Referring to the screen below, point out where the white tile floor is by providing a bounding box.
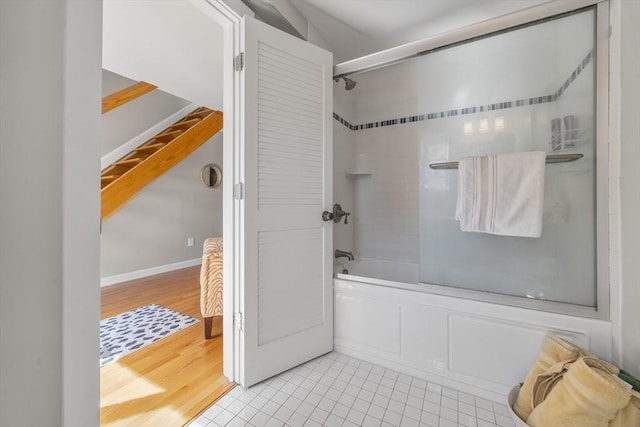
[188,352,516,427]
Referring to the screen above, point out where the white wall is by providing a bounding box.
[100,7,226,282]
[615,0,640,378]
[348,61,421,264]
[347,59,420,264]
[291,0,393,63]
[100,71,223,281]
[102,0,224,110]
[0,1,101,426]
[102,70,191,156]
[100,133,224,281]
[306,22,333,57]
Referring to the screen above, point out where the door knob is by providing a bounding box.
[322,211,333,221]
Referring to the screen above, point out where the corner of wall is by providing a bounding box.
[609,0,640,377]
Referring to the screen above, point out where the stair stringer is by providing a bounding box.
[101,103,197,170]
[101,108,223,220]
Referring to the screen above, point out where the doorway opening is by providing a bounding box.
[99,1,240,424]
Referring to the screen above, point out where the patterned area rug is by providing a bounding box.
[100,304,199,367]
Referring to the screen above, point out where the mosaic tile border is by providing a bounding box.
[334,50,593,131]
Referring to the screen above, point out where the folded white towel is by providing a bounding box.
[455,151,546,238]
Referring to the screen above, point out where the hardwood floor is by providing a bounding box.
[100,266,234,427]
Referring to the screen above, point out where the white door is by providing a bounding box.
[238,16,333,387]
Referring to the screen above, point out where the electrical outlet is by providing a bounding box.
[187,237,194,247]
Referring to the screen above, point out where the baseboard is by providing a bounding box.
[101,258,202,287]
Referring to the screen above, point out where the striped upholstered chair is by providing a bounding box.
[200,237,223,339]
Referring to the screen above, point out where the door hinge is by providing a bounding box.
[234,52,244,72]
[234,312,244,332]
[234,182,244,200]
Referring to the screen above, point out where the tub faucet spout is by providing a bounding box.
[335,249,354,261]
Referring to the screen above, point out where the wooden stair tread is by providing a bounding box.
[171,118,202,128]
[184,109,209,118]
[102,81,157,114]
[135,143,166,153]
[102,164,129,176]
[101,108,222,220]
[154,129,184,139]
[114,158,143,167]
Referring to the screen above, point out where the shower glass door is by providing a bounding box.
[418,8,598,307]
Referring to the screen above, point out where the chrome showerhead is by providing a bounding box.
[343,77,357,90]
[335,76,357,90]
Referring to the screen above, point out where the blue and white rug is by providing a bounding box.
[100,304,199,367]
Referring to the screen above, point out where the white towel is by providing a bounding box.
[455,151,546,238]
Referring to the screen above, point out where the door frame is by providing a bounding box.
[189,0,242,382]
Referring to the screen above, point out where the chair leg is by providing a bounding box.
[204,316,214,339]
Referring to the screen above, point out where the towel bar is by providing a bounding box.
[429,153,584,170]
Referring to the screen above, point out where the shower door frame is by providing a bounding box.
[334,0,611,320]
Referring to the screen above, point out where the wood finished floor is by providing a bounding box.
[100,266,234,427]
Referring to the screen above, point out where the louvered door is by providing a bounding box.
[239,16,333,387]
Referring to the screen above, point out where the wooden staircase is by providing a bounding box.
[102,81,157,113]
[101,103,223,220]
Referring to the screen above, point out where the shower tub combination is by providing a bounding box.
[331,2,612,402]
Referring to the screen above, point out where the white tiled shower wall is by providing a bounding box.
[352,124,420,263]
[336,9,595,272]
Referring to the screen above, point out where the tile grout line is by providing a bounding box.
[189,351,514,427]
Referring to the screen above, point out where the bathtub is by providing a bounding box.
[335,258,418,285]
[333,258,614,402]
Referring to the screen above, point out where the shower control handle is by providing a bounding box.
[323,204,351,223]
[322,211,333,222]
[332,204,351,224]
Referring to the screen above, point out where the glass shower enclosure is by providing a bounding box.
[418,8,598,308]
[342,6,604,314]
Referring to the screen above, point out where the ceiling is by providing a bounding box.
[242,0,552,63]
